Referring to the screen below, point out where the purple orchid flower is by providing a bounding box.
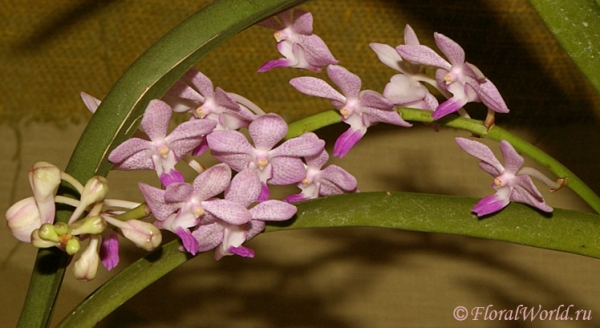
[257,9,338,72]
[397,33,509,120]
[455,138,553,217]
[370,25,439,111]
[290,65,412,158]
[108,99,217,186]
[207,113,325,201]
[193,169,297,260]
[285,149,357,203]
[138,163,252,255]
[163,68,259,132]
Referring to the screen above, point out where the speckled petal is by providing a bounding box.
[249,114,288,150]
[433,32,465,67]
[455,138,504,175]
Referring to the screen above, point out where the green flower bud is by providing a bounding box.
[54,222,70,236]
[65,238,81,255]
[38,223,60,243]
[70,216,107,236]
[31,229,59,249]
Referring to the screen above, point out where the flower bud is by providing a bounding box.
[54,222,70,236]
[119,220,162,251]
[6,197,42,242]
[38,223,60,243]
[65,238,81,255]
[70,216,107,236]
[31,229,60,248]
[73,237,100,281]
[80,176,109,208]
[29,162,61,224]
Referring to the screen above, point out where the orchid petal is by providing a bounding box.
[291,9,312,34]
[225,169,262,207]
[185,68,215,98]
[327,65,362,99]
[249,200,297,221]
[80,92,101,113]
[370,43,404,72]
[455,138,505,174]
[192,163,232,201]
[269,157,306,185]
[299,34,338,66]
[472,194,509,217]
[305,148,329,169]
[206,130,254,155]
[289,76,346,104]
[472,79,510,114]
[432,95,467,120]
[321,165,358,191]
[138,183,178,221]
[498,140,524,175]
[257,58,293,72]
[333,127,366,158]
[434,32,465,67]
[511,177,553,212]
[271,133,324,158]
[202,199,252,225]
[141,100,171,140]
[193,222,224,252]
[383,74,428,105]
[108,138,150,164]
[176,227,199,255]
[396,45,450,70]
[246,220,266,240]
[249,114,288,149]
[164,182,194,203]
[99,231,119,271]
[403,24,420,46]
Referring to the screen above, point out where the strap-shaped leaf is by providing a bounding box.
[528,0,600,94]
[57,191,600,327]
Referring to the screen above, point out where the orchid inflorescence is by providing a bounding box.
[5,8,565,280]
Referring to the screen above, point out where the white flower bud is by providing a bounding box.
[29,162,61,224]
[5,197,42,242]
[80,176,109,208]
[119,220,162,251]
[73,236,100,281]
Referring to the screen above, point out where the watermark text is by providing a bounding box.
[453,304,591,322]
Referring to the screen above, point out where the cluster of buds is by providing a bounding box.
[6,162,161,280]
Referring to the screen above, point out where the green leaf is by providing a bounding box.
[528,0,600,94]
[56,192,600,327]
[269,192,600,258]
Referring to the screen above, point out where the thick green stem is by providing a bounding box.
[286,107,600,214]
